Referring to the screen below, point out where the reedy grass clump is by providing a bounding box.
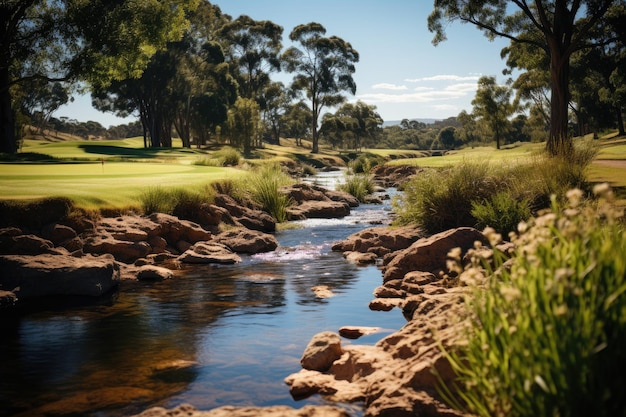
[348,153,385,174]
[441,185,626,417]
[471,191,532,236]
[138,185,214,216]
[338,173,375,202]
[394,141,598,234]
[194,147,241,167]
[244,163,294,223]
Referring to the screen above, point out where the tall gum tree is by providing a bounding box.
[428,0,622,156]
[0,0,197,154]
[282,23,359,154]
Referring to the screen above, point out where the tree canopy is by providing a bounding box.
[428,0,624,155]
[282,22,359,153]
[1,0,198,153]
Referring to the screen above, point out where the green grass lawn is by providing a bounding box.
[386,143,544,168]
[4,135,626,209]
[0,162,243,208]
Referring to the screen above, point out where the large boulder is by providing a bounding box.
[383,227,488,282]
[332,225,424,258]
[287,200,350,220]
[84,236,151,264]
[213,229,278,254]
[213,194,276,233]
[280,183,329,203]
[0,254,119,298]
[300,331,344,372]
[0,233,57,255]
[148,213,212,245]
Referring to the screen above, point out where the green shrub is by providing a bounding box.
[338,174,375,202]
[471,191,531,235]
[393,162,497,233]
[194,147,241,167]
[349,153,385,174]
[442,186,626,417]
[139,186,174,214]
[246,164,294,223]
[394,143,598,234]
[214,146,241,166]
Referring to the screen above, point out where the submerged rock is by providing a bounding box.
[133,403,351,417]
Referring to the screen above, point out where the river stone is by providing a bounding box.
[213,229,278,254]
[287,200,350,220]
[0,254,119,298]
[383,227,489,282]
[136,265,174,281]
[300,331,343,372]
[177,242,241,264]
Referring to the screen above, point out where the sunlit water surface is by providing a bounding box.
[0,173,405,417]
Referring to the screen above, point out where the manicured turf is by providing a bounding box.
[0,162,242,208]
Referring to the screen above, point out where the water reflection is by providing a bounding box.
[0,181,404,417]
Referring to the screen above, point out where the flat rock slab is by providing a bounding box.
[178,242,241,264]
[0,254,119,298]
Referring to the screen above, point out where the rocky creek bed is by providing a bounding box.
[0,165,505,417]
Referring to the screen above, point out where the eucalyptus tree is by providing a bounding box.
[0,0,197,153]
[281,101,312,147]
[261,81,290,145]
[224,97,261,157]
[471,76,515,149]
[319,101,383,150]
[92,1,236,148]
[428,0,623,155]
[220,15,283,103]
[282,23,359,153]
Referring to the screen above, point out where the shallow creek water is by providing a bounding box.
[0,173,406,417]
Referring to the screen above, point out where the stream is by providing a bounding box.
[0,172,406,417]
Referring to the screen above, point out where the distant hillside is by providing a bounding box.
[383,118,440,127]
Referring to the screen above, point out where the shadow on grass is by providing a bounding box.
[78,144,163,158]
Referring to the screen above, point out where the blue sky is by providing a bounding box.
[54,0,513,127]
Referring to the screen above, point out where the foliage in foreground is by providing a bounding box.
[442,185,626,417]
[393,139,598,234]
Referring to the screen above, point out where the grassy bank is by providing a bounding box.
[2,134,625,211]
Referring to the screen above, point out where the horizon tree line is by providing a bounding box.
[1,1,624,155]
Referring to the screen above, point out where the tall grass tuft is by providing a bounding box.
[138,185,214,218]
[194,147,241,167]
[394,142,599,235]
[471,191,531,235]
[394,161,497,233]
[139,186,174,214]
[441,185,626,417]
[246,164,294,223]
[338,174,375,202]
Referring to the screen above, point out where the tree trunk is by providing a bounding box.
[0,68,16,154]
[617,107,625,136]
[547,46,572,156]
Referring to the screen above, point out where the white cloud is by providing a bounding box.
[372,83,408,90]
[444,83,479,93]
[404,75,481,83]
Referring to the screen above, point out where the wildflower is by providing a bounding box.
[592,182,611,197]
[566,188,583,207]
